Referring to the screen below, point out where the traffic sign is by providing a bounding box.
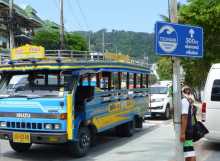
[155,21,204,58]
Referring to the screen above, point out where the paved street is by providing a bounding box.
[0,119,174,161]
[0,119,220,161]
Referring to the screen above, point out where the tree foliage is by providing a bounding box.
[66,33,87,51]
[32,21,88,51]
[149,74,158,85]
[179,0,220,89]
[32,30,60,50]
[156,57,172,80]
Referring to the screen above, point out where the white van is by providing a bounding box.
[203,63,220,141]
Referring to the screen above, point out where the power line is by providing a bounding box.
[54,0,60,11]
[74,0,90,30]
[67,0,84,30]
[74,0,91,51]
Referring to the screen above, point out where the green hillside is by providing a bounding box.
[75,29,157,63]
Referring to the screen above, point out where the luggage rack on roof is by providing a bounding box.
[0,50,148,68]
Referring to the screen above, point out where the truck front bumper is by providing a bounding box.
[0,130,67,144]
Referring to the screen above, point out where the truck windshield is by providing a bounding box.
[150,87,168,94]
[0,72,67,98]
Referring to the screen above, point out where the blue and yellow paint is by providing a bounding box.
[90,99,144,131]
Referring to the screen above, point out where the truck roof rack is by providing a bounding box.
[0,50,148,68]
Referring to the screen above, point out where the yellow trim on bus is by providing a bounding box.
[67,94,73,140]
[0,65,146,72]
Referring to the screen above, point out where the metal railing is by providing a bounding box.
[0,50,149,68]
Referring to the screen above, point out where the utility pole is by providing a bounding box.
[9,0,14,50]
[169,0,183,160]
[60,0,65,50]
[102,31,105,53]
[168,0,171,22]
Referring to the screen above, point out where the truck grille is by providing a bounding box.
[6,122,43,130]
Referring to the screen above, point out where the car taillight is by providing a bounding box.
[202,102,206,122]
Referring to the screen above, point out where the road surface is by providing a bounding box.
[0,119,173,161]
[195,139,220,161]
[1,119,219,161]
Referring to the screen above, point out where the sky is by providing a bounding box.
[14,0,187,33]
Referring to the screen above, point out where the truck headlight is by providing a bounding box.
[45,124,53,130]
[54,124,61,130]
[0,122,7,127]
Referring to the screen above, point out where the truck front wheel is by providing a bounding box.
[9,141,32,153]
[69,127,91,157]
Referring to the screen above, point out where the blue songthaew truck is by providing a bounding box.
[0,45,150,157]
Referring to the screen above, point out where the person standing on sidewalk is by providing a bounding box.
[180,86,196,161]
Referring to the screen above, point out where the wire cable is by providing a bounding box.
[74,0,90,30]
[67,0,84,30]
[53,0,60,12]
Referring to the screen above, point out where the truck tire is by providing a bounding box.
[135,116,143,129]
[116,120,135,137]
[9,141,32,153]
[69,127,91,157]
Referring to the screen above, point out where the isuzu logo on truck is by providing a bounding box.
[16,113,31,118]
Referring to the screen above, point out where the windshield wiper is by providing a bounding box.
[0,94,57,99]
[13,94,28,98]
[0,95,10,99]
[3,94,41,99]
[41,94,60,98]
[26,95,41,99]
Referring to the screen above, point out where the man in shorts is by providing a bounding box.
[180,86,196,161]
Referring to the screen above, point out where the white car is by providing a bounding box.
[203,64,220,142]
[148,85,173,119]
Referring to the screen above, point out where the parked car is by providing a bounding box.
[203,63,220,142]
[148,83,173,119]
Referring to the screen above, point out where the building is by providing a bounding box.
[0,0,43,49]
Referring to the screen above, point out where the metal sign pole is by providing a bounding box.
[173,57,183,160]
[169,0,184,160]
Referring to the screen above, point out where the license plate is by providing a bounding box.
[13,132,30,143]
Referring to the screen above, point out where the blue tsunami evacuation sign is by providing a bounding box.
[155,21,203,58]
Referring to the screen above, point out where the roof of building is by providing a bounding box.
[24,5,43,26]
[0,0,43,26]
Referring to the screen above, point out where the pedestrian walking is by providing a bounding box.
[180,85,196,161]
